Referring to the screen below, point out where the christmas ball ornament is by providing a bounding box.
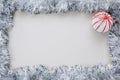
[92,11,113,33]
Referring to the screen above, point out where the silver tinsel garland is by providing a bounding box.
[0,0,120,80]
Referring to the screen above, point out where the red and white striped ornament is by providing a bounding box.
[92,11,113,33]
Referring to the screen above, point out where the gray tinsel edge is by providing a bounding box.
[0,29,10,80]
[0,0,120,80]
[6,65,120,80]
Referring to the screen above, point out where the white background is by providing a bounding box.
[9,11,110,68]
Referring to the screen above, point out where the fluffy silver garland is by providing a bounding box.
[0,0,120,80]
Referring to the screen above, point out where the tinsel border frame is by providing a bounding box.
[0,0,120,80]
